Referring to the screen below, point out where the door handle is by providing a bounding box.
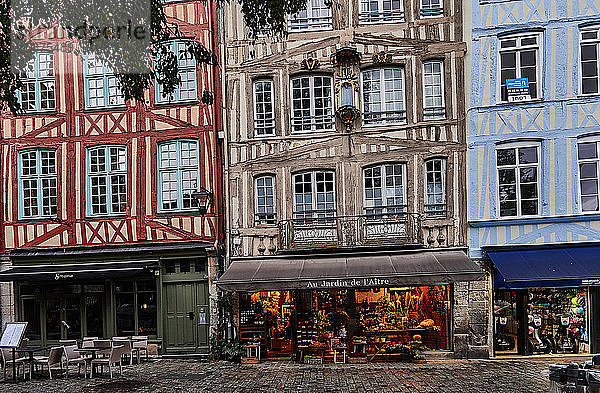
[188,312,195,320]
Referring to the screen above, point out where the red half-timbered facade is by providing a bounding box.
[0,1,223,354]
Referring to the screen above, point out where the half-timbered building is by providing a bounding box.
[467,0,600,356]
[217,0,489,359]
[0,1,223,354]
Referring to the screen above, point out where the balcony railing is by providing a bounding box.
[278,212,423,250]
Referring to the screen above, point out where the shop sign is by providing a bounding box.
[55,273,75,280]
[582,279,600,285]
[306,277,391,289]
[506,78,531,102]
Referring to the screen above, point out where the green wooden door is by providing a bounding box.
[164,282,209,353]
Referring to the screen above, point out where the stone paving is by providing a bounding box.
[0,357,582,393]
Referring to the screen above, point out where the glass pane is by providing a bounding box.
[137,280,155,292]
[115,281,134,292]
[116,293,135,335]
[137,292,157,335]
[46,299,61,341]
[23,299,41,341]
[518,147,538,164]
[497,149,516,166]
[579,142,597,160]
[85,295,104,338]
[65,297,82,339]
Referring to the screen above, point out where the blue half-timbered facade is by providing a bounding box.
[468,0,600,355]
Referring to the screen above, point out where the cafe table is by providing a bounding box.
[15,346,50,379]
[77,346,111,360]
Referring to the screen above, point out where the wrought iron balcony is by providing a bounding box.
[278,212,423,251]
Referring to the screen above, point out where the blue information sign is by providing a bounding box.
[506,78,531,102]
[506,78,529,89]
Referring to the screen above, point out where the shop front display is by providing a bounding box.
[494,288,589,356]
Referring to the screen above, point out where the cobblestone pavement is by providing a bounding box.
[0,357,582,393]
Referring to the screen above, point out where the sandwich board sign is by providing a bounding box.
[506,78,531,102]
[0,322,27,348]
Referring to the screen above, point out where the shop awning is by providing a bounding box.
[0,260,158,282]
[489,245,600,288]
[216,249,484,292]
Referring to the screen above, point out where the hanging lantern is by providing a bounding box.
[192,187,213,216]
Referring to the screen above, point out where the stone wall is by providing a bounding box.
[0,257,15,329]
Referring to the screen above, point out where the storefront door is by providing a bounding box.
[164,282,209,353]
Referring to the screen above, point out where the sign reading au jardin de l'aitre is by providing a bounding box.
[306,278,391,289]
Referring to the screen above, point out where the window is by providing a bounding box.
[158,140,200,212]
[423,60,445,120]
[363,163,407,218]
[362,67,406,125]
[18,52,55,112]
[496,144,540,217]
[291,75,333,132]
[115,280,157,336]
[289,0,332,31]
[578,140,600,211]
[421,0,443,17]
[424,159,446,216]
[293,171,335,220]
[86,145,127,216]
[155,40,197,104]
[581,27,600,95]
[253,80,275,136]
[499,34,540,102]
[18,149,57,219]
[359,0,404,23]
[84,54,125,109]
[255,175,276,225]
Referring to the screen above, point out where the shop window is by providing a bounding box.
[362,67,406,125]
[83,53,125,109]
[496,143,540,217]
[293,170,336,221]
[424,158,446,217]
[85,295,104,338]
[499,34,541,102]
[22,299,41,341]
[17,52,56,113]
[288,0,332,32]
[115,280,157,336]
[155,40,197,104]
[581,27,600,95]
[423,60,445,120]
[179,260,191,273]
[253,80,275,136]
[363,163,407,218]
[86,145,127,216]
[18,149,58,219]
[65,297,82,340]
[255,175,276,226]
[359,0,404,23]
[46,299,61,341]
[157,139,200,212]
[578,140,600,211]
[421,0,443,17]
[291,75,334,132]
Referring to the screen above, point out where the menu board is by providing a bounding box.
[0,322,28,348]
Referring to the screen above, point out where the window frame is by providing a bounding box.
[253,79,276,136]
[577,136,600,213]
[497,33,542,104]
[358,0,405,24]
[420,0,444,18]
[254,174,277,226]
[114,279,157,337]
[580,26,600,96]
[424,158,447,217]
[362,162,408,218]
[85,145,128,217]
[83,54,126,110]
[17,148,58,220]
[292,170,336,220]
[18,52,56,113]
[157,139,201,213]
[361,67,407,126]
[290,74,334,133]
[154,40,198,105]
[422,60,446,120]
[495,141,541,218]
[288,0,333,32]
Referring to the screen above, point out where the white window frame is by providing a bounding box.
[18,52,56,113]
[292,170,336,220]
[157,139,201,213]
[495,141,541,218]
[288,0,332,32]
[498,33,542,103]
[254,174,277,226]
[421,0,443,17]
[580,26,600,96]
[83,54,126,109]
[86,145,128,217]
[577,136,600,213]
[290,75,334,133]
[422,60,445,120]
[253,79,276,136]
[358,0,405,24]
[17,149,58,219]
[155,40,198,104]
[362,163,408,218]
[424,158,447,217]
[361,67,407,126]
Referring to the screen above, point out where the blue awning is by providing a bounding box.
[489,245,600,289]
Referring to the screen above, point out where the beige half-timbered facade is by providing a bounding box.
[219,0,491,359]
